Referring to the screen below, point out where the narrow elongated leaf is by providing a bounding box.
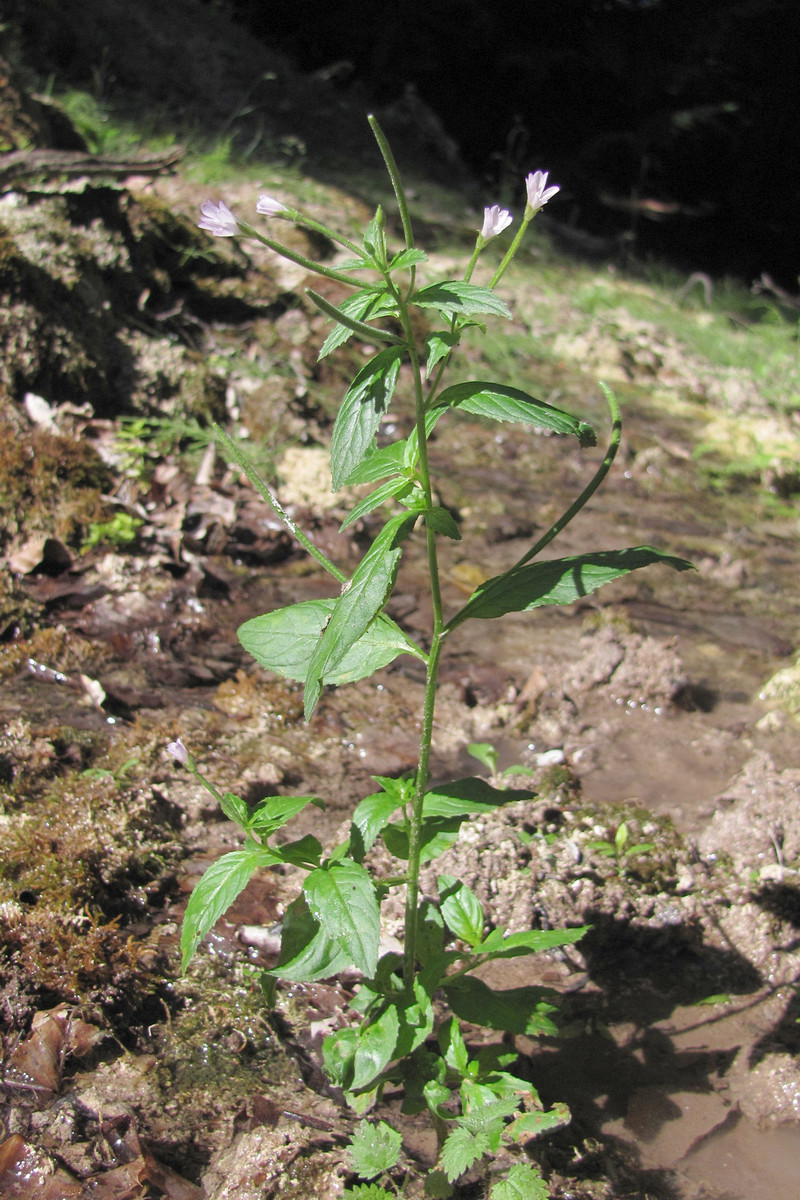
[413,281,512,321]
[389,248,428,271]
[181,848,266,971]
[318,288,398,359]
[247,793,324,836]
[307,289,400,348]
[330,346,404,490]
[340,476,415,532]
[455,546,694,624]
[423,776,534,819]
[477,925,588,960]
[304,859,381,976]
[268,893,353,981]
[304,513,416,718]
[425,330,461,376]
[344,440,407,485]
[433,381,596,446]
[444,977,559,1036]
[239,600,424,687]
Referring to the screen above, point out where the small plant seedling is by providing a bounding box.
[167,117,692,1194]
[589,820,656,870]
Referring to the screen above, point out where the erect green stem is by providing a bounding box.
[213,424,348,585]
[392,293,446,999]
[368,115,416,288]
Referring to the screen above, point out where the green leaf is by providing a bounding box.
[389,247,428,271]
[218,791,250,827]
[454,546,695,625]
[438,875,485,947]
[438,1017,470,1075]
[383,815,463,862]
[350,786,408,859]
[348,1119,403,1181]
[440,1126,488,1182]
[239,600,424,688]
[363,207,388,267]
[340,476,416,532]
[269,893,353,981]
[424,506,461,540]
[318,288,398,359]
[423,777,533,820]
[307,289,401,349]
[350,1004,401,1090]
[304,513,417,718]
[323,1025,359,1087]
[413,281,512,321]
[395,980,436,1058]
[331,346,405,490]
[275,834,323,867]
[425,330,461,376]
[423,1170,453,1199]
[344,440,407,486]
[344,1185,394,1200]
[459,1097,521,1134]
[443,977,560,1036]
[466,742,498,774]
[303,859,381,976]
[247,793,324,836]
[180,848,265,971]
[477,925,588,961]
[506,1103,571,1142]
[416,898,445,965]
[432,381,596,446]
[490,1163,550,1200]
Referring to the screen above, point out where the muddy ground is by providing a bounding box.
[2,15,800,1200]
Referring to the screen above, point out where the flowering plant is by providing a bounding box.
[171,116,691,1197]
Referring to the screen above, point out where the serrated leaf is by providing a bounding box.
[454,546,695,626]
[389,247,428,271]
[304,859,381,976]
[489,1162,550,1200]
[275,834,323,867]
[218,791,249,826]
[180,848,265,971]
[340,476,416,532]
[413,281,512,321]
[318,288,398,359]
[344,440,407,485]
[348,1119,403,1180]
[425,330,461,376]
[458,1097,521,1134]
[443,977,560,1036]
[440,1126,488,1183]
[304,513,417,718]
[331,347,404,490]
[433,381,596,445]
[247,793,324,836]
[268,893,353,981]
[344,1185,394,1200]
[423,1170,453,1199]
[438,875,485,946]
[239,600,424,687]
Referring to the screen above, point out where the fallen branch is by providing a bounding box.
[0,145,184,192]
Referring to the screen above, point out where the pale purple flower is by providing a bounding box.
[256,194,289,217]
[167,739,190,766]
[197,199,240,237]
[480,205,513,240]
[524,171,560,216]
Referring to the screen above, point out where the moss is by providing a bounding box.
[0,424,114,550]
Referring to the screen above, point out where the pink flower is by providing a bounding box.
[167,739,190,766]
[480,205,513,240]
[197,200,240,237]
[524,171,560,216]
[256,194,289,217]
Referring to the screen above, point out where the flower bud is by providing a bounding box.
[256,194,289,216]
[167,739,190,766]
